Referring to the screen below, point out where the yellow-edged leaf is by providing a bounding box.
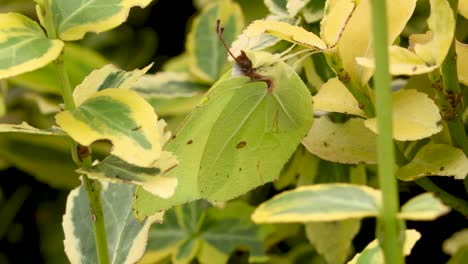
[443,229,468,256]
[399,193,450,221]
[348,229,421,264]
[187,0,244,83]
[56,88,168,167]
[0,13,63,79]
[73,64,151,106]
[37,0,153,41]
[252,183,381,223]
[364,89,442,141]
[0,121,65,135]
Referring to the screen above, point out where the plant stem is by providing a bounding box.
[371,0,404,263]
[415,177,468,217]
[440,0,468,155]
[42,1,109,262]
[325,52,376,117]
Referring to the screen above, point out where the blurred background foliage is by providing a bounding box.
[0,0,466,263]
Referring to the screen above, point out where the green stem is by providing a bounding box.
[440,0,468,155]
[371,0,404,263]
[42,1,109,262]
[415,177,468,217]
[325,52,376,117]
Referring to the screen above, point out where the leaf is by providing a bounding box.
[456,41,468,86]
[143,201,271,264]
[302,117,377,164]
[364,89,442,141]
[305,219,361,264]
[397,143,468,181]
[73,64,151,106]
[230,16,296,57]
[286,0,312,17]
[301,0,327,23]
[410,0,454,65]
[338,0,417,84]
[357,0,454,76]
[133,51,313,219]
[320,0,355,48]
[0,121,65,135]
[443,229,468,256]
[37,0,153,41]
[460,1,468,20]
[56,88,168,167]
[347,229,421,264]
[9,43,108,94]
[244,19,327,50]
[0,133,79,189]
[252,184,381,223]
[313,77,366,117]
[77,155,178,198]
[399,192,450,221]
[63,182,162,264]
[131,72,207,99]
[131,72,208,116]
[264,0,288,16]
[187,0,244,83]
[0,12,63,79]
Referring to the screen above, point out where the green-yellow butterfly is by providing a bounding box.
[133,20,313,220]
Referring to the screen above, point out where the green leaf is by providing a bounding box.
[144,201,271,264]
[73,64,151,106]
[134,51,313,219]
[63,182,162,264]
[37,0,153,41]
[56,88,168,167]
[9,43,108,94]
[252,184,381,223]
[338,0,416,84]
[0,12,63,79]
[364,89,442,141]
[187,0,244,83]
[77,155,178,198]
[305,219,361,264]
[302,117,377,164]
[0,121,64,135]
[399,192,450,221]
[0,133,79,189]
[348,229,421,264]
[397,143,468,181]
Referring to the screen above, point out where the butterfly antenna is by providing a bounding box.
[216,19,239,62]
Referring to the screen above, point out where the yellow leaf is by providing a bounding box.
[320,0,355,47]
[364,89,442,141]
[244,20,327,50]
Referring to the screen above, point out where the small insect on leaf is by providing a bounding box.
[216,19,273,92]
